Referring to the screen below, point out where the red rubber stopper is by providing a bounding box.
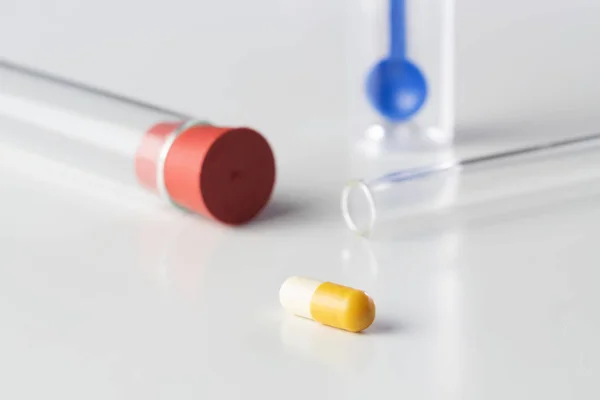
[135,122,276,225]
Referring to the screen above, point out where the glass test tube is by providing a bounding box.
[342,132,600,237]
[347,0,454,148]
[0,60,276,225]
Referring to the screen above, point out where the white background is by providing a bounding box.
[1,0,600,399]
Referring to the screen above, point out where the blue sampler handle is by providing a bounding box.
[365,0,428,122]
[390,0,406,59]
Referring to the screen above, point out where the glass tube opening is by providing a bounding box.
[341,180,377,236]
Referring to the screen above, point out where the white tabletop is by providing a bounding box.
[1,1,600,399]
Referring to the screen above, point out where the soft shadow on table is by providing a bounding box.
[367,318,411,335]
[249,193,330,227]
[256,198,305,221]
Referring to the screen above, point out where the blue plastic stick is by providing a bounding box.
[365,0,428,122]
[390,0,406,59]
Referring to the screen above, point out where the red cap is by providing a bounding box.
[135,122,276,225]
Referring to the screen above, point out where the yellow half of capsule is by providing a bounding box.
[309,282,376,333]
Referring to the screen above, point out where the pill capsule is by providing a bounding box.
[279,276,376,332]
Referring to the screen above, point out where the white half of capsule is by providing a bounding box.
[279,276,322,319]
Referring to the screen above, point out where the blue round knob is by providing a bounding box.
[366,58,428,122]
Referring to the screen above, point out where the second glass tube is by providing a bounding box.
[342,133,600,238]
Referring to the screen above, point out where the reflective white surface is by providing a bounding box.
[1,0,600,398]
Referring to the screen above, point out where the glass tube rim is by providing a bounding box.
[341,179,377,237]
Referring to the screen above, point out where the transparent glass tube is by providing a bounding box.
[0,60,192,186]
[0,60,276,224]
[342,132,600,237]
[347,0,454,148]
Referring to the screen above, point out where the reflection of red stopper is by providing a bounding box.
[135,122,276,225]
